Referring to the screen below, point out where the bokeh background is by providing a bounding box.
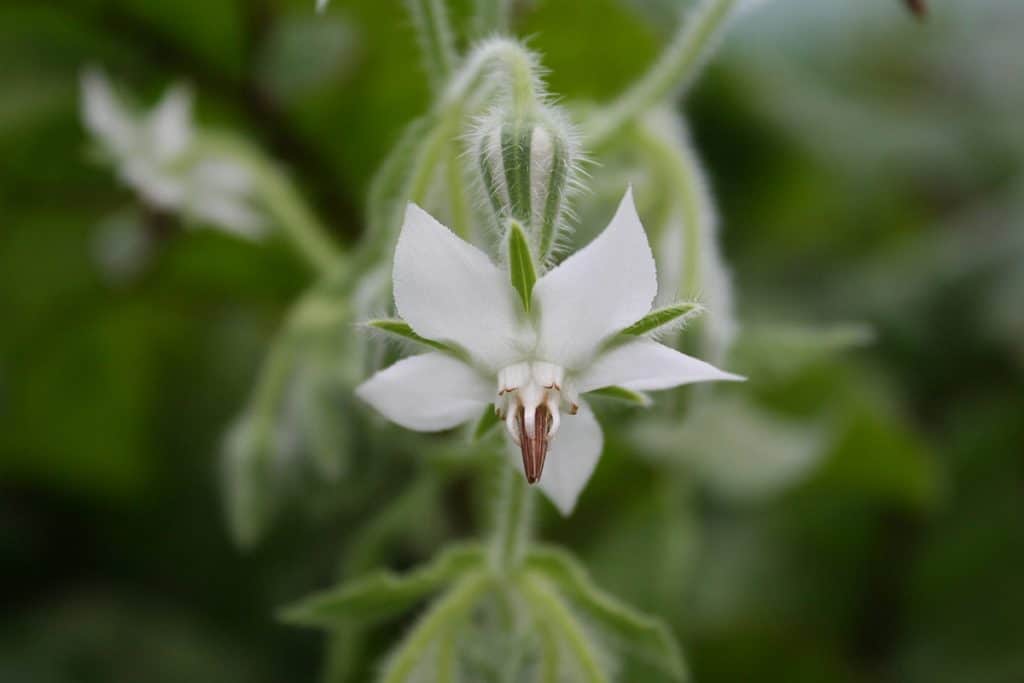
[2,0,1022,681]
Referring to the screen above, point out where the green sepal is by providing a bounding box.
[620,302,703,337]
[365,318,457,354]
[507,220,538,312]
[526,546,688,681]
[280,543,485,627]
[539,131,567,261]
[587,386,652,407]
[501,121,532,223]
[472,406,502,441]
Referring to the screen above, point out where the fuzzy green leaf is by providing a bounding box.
[587,386,653,407]
[620,302,703,337]
[377,571,492,683]
[507,220,538,312]
[526,546,688,680]
[520,574,611,683]
[365,318,457,353]
[280,543,485,627]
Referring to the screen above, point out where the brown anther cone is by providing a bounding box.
[517,405,551,484]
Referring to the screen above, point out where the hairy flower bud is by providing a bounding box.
[473,106,579,261]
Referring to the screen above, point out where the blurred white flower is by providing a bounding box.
[80,68,266,239]
[357,189,743,514]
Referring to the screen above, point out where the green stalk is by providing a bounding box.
[586,0,739,148]
[471,0,512,38]
[445,138,472,240]
[490,463,534,573]
[196,131,344,277]
[405,0,458,91]
[632,117,706,298]
[442,38,538,112]
[254,162,344,277]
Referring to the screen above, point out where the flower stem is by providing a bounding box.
[586,0,739,148]
[471,0,512,38]
[490,462,534,572]
[197,131,344,278]
[405,0,458,91]
[442,38,538,112]
[445,137,473,240]
[255,163,345,278]
[633,116,707,299]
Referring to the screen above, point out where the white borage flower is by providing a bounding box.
[80,68,266,239]
[356,189,744,514]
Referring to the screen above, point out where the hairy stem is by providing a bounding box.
[255,162,344,277]
[405,0,458,91]
[490,463,534,572]
[442,38,538,112]
[197,131,344,277]
[586,0,739,148]
[633,116,707,298]
[472,0,512,37]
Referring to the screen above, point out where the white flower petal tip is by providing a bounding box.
[392,203,526,370]
[576,339,744,394]
[532,188,658,368]
[148,85,194,159]
[355,353,492,432]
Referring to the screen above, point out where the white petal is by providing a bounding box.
[147,84,193,162]
[576,339,745,393]
[80,68,136,156]
[535,401,603,515]
[191,193,267,239]
[532,188,658,369]
[192,158,254,194]
[121,160,185,208]
[393,204,528,370]
[355,353,492,432]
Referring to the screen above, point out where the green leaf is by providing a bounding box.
[507,220,538,312]
[526,546,688,681]
[729,322,874,379]
[472,406,502,441]
[365,318,457,353]
[220,416,276,550]
[620,302,703,336]
[587,386,652,407]
[280,543,485,627]
[377,571,492,683]
[519,574,611,683]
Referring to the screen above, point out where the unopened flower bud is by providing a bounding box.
[474,106,579,260]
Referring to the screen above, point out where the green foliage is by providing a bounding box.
[526,546,688,680]
[587,386,653,407]
[4,1,1024,682]
[620,302,704,336]
[281,543,486,627]
[506,219,538,312]
[365,318,457,353]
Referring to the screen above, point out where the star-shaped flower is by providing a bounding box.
[357,190,743,514]
[80,68,265,239]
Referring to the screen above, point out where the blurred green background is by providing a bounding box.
[2,0,1022,681]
